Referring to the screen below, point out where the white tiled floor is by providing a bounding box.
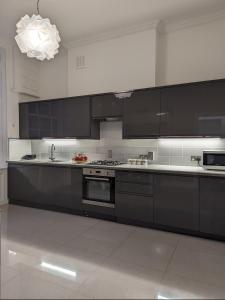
[1,205,225,299]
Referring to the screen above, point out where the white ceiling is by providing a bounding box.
[1,0,225,43]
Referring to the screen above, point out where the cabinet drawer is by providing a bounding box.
[116,182,153,196]
[116,171,153,184]
[115,193,154,224]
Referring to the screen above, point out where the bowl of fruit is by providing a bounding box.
[72,153,88,164]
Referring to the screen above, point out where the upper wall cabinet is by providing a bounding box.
[160,80,225,137]
[19,97,99,139]
[123,89,161,138]
[63,97,99,138]
[92,94,123,118]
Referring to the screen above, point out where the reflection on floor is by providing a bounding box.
[1,205,225,299]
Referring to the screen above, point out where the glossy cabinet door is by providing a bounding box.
[20,102,41,139]
[20,97,99,139]
[115,193,154,224]
[8,164,41,203]
[155,174,199,231]
[198,80,225,136]
[160,83,202,136]
[92,94,123,118]
[70,168,83,211]
[160,80,225,137]
[63,97,99,138]
[40,166,82,210]
[115,171,154,224]
[123,89,160,138]
[200,177,225,237]
[39,101,54,138]
[8,164,83,212]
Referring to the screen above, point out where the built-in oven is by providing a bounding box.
[82,168,115,208]
[203,150,225,170]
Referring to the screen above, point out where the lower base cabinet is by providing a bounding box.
[115,171,154,224]
[200,177,225,237]
[155,174,199,231]
[115,193,154,224]
[8,164,82,213]
[8,163,225,241]
[8,164,41,204]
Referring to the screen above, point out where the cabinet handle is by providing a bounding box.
[156,112,167,117]
[114,91,133,99]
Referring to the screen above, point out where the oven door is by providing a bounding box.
[83,176,115,207]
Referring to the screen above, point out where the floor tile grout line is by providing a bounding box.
[162,235,181,280]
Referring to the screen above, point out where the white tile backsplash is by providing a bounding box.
[8,139,32,160]
[8,122,225,166]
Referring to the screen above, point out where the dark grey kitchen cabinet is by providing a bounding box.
[92,94,123,118]
[155,174,199,231]
[116,193,154,224]
[62,96,99,138]
[123,89,160,138]
[160,79,225,137]
[40,166,82,211]
[8,163,41,203]
[115,171,154,224]
[19,97,99,139]
[19,101,63,139]
[8,163,83,213]
[20,102,40,139]
[200,177,225,237]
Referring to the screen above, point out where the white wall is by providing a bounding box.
[0,169,7,204]
[39,48,68,100]
[0,39,19,205]
[37,16,225,99]
[13,46,40,97]
[158,18,225,85]
[68,29,157,96]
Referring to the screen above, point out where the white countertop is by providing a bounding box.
[7,159,225,177]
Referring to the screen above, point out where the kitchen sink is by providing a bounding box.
[49,160,65,163]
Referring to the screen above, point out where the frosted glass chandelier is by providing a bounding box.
[15,0,61,61]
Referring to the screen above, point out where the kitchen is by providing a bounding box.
[1,0,225,299]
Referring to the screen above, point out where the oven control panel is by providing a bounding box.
[83,168,115,177]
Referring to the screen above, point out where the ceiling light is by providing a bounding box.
[15,0,61,61]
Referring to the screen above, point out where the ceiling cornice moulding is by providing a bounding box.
[64,19,160,49]
[161,9,225,34]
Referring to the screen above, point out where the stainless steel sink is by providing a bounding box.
[48,160,65,163]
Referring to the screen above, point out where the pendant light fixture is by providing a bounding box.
[15,0,61,61]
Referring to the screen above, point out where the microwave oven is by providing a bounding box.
[203,150,225,170]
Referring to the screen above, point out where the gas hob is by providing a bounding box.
[88,160,124,166]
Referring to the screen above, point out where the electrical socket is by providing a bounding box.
[191,156,201,162]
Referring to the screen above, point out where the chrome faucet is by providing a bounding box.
[49,144,56,161]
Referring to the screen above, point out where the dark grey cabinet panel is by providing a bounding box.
[200,177,225,237]
[19,97,99,139]
[116,171,153,184]
[160,80,225,137]
[8,164,41,203]
[115,193,154,224]
[8,164,83,212]
[63,97,91,138]
[155,174,199,231]
[115,171,154,224]
[19,103,41,139]
[19,101,63,139]
[70,168,83,210]
[92,94,123,118]
[40,166,82,210]
[116,182,153,196]
[123,89,160,138]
